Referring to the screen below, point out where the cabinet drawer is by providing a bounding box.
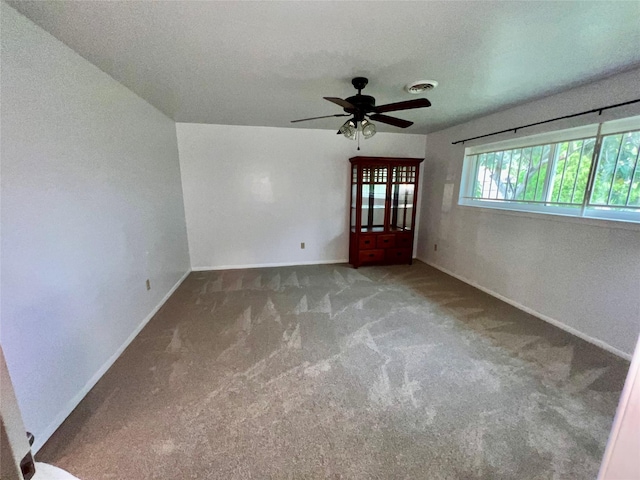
[359,235,377,249]
[376,234,396,249]
[396,234,412,248]
[359,249,385,264]
[386,248,412,264]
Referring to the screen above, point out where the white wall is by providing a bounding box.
[417,68,640,357]
[177,123,426,269]
[599,335,640,479]
[0,3,190,451]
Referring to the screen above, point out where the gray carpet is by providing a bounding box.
[37,261,629,479]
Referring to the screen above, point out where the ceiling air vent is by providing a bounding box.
[406,80,438,94]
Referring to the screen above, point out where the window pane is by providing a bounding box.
[524,145,547,201]
[550,139,594,204]
[469,141,580,204]
[572,139,595,203]
[630,161,640,206]
[590,131,640,208]
[513,148,530,201]
[591,134,623,205]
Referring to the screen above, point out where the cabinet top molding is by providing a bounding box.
[349,156,424,164]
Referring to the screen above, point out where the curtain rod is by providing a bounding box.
[451,98,640,145]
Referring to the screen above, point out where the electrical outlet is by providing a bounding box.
[146,279,151,291]
[434,244,438,251]
[301,242,305,249]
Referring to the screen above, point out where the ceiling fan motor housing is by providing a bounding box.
[351,77,369,91]
[345,95,376,120]
[343,78,375,120]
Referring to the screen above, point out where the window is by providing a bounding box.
[459,116,640,223]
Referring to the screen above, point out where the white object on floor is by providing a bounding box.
[33,463,81,480]
[598,334,640,480]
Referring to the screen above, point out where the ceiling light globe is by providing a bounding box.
[361,120,376,139]
[340,120,357,140]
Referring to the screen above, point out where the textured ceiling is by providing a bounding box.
[8,0,640,133]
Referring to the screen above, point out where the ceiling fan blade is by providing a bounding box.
[369,114,413,128]
[374,98,431,113]
[324,97,356,110]
[291,113,350,123]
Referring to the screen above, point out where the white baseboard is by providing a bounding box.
[192,259,349,271]
[32,269,191,453]
[418,257,632,361]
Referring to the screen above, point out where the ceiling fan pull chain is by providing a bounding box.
[357,130,360,151]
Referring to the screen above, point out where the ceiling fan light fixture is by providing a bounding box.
[340,119,357,140]
[361,119,376,139]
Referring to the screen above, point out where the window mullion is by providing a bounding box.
[521,147,532,200]
[582,123,604,216]
[493,152,503,199]
[623,146,640,207]
[555,143,571,202]
[605,135,625,205]
[512,149,523,200]
[569,141,587,203]
[533,147,543,200]
[542,144,558,203]
[505,150,515,199]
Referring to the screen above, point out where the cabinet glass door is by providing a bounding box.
[361,165,388,232]
[390,165,417,231]
[351,165,357,232]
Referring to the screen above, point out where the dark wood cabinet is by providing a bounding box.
[349,156,424,268]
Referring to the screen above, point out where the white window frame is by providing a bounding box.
[458,116,640,224]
